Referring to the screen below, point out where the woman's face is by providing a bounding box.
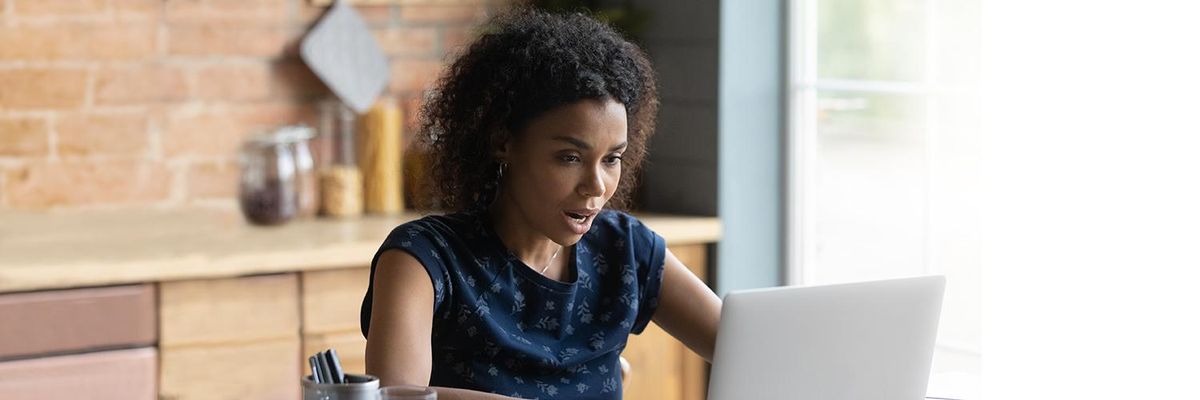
[498,97,628,245]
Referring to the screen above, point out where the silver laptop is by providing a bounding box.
[707,276,946,400]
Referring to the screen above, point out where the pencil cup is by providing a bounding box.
[303,373,380,400]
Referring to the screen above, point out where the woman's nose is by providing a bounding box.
[578,165,606,197]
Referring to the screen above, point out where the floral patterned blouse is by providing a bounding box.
[360,209,667,399]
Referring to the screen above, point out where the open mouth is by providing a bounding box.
[565,211,588,223]
[563,209,598,234]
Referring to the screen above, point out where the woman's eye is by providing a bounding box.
[604,156,623,165]
[560,155,581,163]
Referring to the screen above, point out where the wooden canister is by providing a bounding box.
[359,98,404,214]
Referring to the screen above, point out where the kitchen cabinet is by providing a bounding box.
[301,267,372,375]
[0,348,157,400]
[0,284,155,359]
[158,274,301,400]
[0,209,720,399]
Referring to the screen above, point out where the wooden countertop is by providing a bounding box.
[0,208,720,293]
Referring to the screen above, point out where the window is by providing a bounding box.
[786,0,980,391]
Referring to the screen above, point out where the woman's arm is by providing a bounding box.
[365,249,435,385]
[650,248,723,362]
[364,250,520,400]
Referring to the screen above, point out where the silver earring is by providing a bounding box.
[498,161,508,180]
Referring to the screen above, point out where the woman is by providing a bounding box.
[361,10,722,400]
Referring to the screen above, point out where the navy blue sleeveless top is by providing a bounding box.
[360,209,666,399]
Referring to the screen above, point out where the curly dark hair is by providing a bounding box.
[417,9,659,212]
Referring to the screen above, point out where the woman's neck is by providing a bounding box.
[488,197,563,270]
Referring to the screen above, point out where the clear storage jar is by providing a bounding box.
[238,131,299,226]
[318,99,363,217]
[280,126,318,218]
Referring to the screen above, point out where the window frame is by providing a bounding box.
[784,0,981,361]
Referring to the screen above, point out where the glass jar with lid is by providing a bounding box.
[318,99,363,218]
[238,130,300,226]
[277,125,318,218]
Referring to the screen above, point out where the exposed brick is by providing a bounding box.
[0,117,50,158]
[162,0,209,19]
[193,63,273,101]
[441,25,480,55]
[11,0,107,16]
[357,5,396,27]
[0,0,496,211]
[398,5,490,24]
[186,159,238,199]
[4,160,171,208]
[163,108,249,159]
[168,23,291,58]
[0,68,88,110]
[296,3,327,27]
[112,0,161,14]
[388,58,444,94]
[401,95,423,142]
[280,36,305,59]
[0,23,157,61]
[373,26,438,57]
[270,60,330,100]
[57,112,151,158]
[163,103,317,159]
[94,64,188,105]
[200,0,288,12]
[238,102,319,130]
[165,0,288,24]
[299,4,394,28]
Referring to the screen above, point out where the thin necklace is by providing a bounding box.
[538,246,562,275]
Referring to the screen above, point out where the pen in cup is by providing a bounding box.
[308,348,348,384]
[308,355,323,383]
[321,354,334,384]
[325,349,346,384]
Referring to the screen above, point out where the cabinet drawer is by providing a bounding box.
[622,322,683,400]
[159,274,299,346]
[0,347,156,400]
[301,267,370,334]
[160,338,300,400]
[0,284,156,359]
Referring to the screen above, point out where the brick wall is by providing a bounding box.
[0,0,507,210]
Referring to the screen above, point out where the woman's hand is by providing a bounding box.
[651,248,723,362]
